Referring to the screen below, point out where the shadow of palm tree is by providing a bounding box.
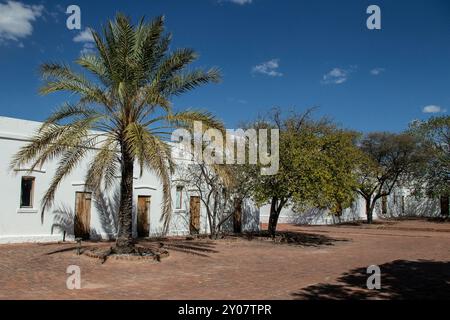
[291,260,450,300]
[51,204,74,241]
[45,245,93,255]
[51,189,120,241]
[91,189,120,240]
[139,239,219,257]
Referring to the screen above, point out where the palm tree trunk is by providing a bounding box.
[115,145,135,253]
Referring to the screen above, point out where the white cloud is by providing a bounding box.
[252,59,283,77]
[322,66,357,85]
[322,68,350,84]
[422,105,447,114]
[221,0,253,4]
[73,28,96,55]
[80,42,96,55]
[0,1,43,43]
[370,67,385,75]
[73,28,95,43]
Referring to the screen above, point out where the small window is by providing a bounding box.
[20,177,35,208]
[175,186,183,210]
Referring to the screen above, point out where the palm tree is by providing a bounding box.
[10,14,223,253]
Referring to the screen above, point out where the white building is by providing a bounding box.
[0,116,259,243]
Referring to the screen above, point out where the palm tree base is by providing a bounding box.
[114,238,136,254]
[84,244,169,263]
[112,245,136,255]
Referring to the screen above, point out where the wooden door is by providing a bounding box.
[74,192,91,239]
[137,196,151,238]
[189,196,201,235]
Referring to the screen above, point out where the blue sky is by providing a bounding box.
[0,0,449,132]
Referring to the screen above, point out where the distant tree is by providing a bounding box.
[10,14,222,253]
[356,132,421,223]
[409,116,450,196]
[409,116,449,216]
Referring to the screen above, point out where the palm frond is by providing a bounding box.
[40,63,111,108]
[164,68,221,96]
[158,48,198,75]
[76,54,109,85]
[85,137,119,192]
[40,103,100,130]
[167,110,225,133]
[41,142,93,222]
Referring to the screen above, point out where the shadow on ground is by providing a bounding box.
[292,260,450,300]
[140,239,219,258]
[242,231,347,247]
[44,239,219,258]
[42,230,342,259]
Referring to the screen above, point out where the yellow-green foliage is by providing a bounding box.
[251,110,362,216]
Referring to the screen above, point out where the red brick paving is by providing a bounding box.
[0,219,449,299]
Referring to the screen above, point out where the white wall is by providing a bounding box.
[0,116,244,243]
[259,188,441,225]
[259,196,371,225]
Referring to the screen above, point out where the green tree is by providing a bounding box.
[10,14,222,253]
[314,130,362,223]
[409,116,450,197]
[251,109,361,236]
[356,132,420,223]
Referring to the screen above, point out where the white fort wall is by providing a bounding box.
[259,189,442,225]
[259,197,373,225]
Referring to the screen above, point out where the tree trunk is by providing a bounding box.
[441,195,449,217]
[233,198,243,234]
[115,145,135,254]
[268,197,281,237]
[365,198,373,224]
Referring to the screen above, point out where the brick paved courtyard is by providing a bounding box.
[1,219,449,300]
